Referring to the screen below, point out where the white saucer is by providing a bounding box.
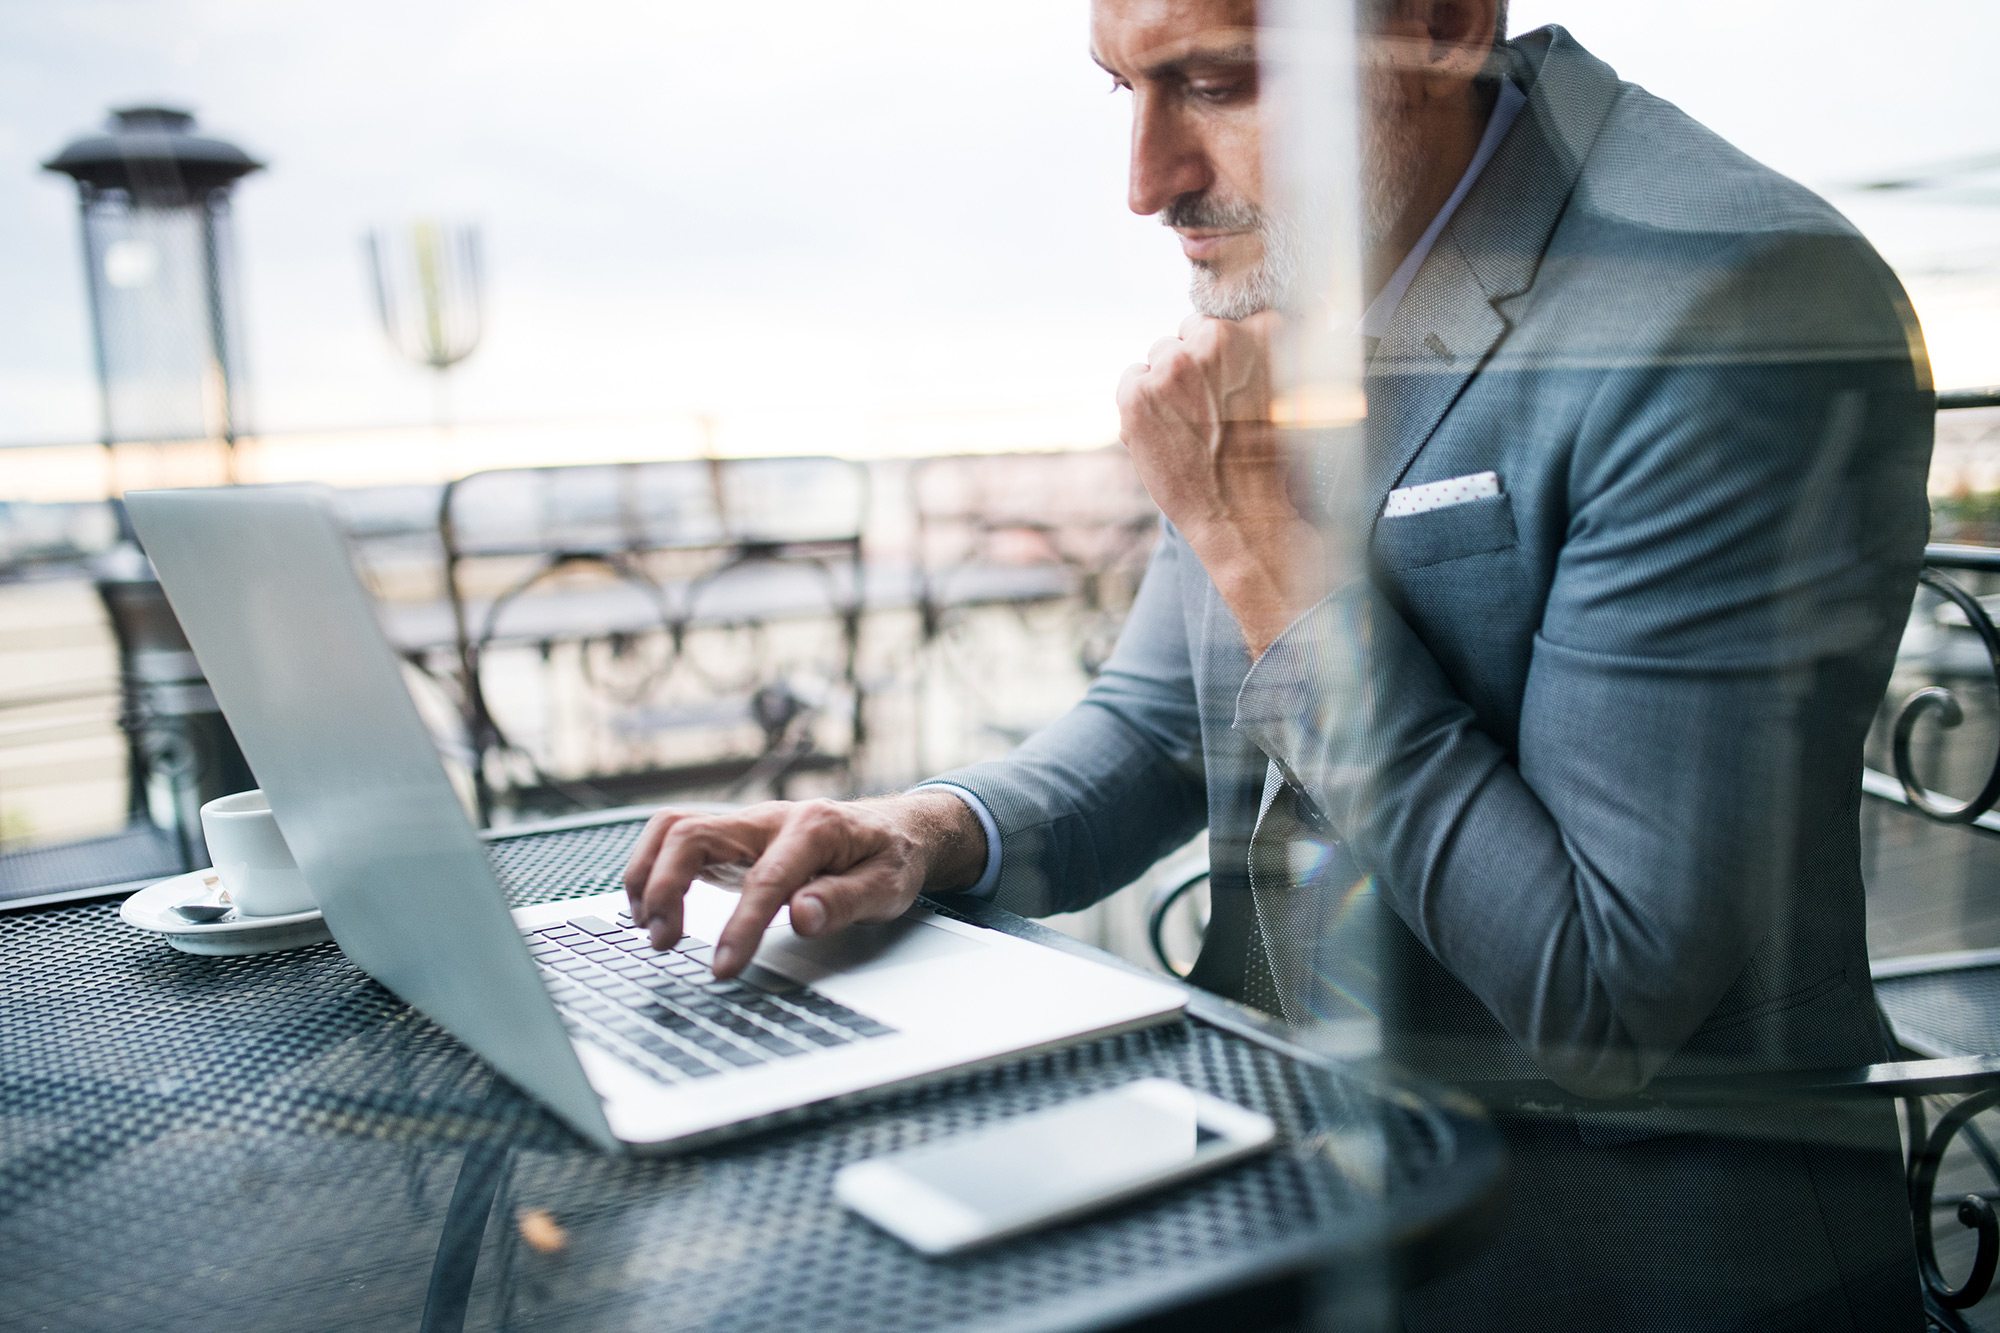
[120,869,332,957]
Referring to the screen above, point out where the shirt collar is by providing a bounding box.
[1360,76,1527,339]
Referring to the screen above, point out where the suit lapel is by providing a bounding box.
[1233,28,1628,1020]
[1356,26,1625,528]
[1362,240,1510,524]
[1250,759,1285,849]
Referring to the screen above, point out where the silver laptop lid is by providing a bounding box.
[127,485,611,1145]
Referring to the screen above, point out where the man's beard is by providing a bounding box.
[1170,195,1302,322]
[1169,97,1425,321]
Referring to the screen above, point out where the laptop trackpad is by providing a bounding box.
[756,915,976,982]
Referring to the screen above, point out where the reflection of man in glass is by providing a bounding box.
[628,2,1932,1324]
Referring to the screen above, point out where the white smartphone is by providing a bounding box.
[834,1078,1278,1255]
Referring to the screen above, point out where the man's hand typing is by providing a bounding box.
[620,791,986,979]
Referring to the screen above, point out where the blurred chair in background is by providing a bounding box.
[907,447,1158,771]
[382,457,870,825]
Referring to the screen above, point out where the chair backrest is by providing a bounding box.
[439,457,866,564]
[428,457,871,823]
[909,446,1145,521]
[1860,388,2000,957]
[909,447,1158,620]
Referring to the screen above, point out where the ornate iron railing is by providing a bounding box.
[1877,543,2000,825]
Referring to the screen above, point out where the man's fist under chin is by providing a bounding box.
[1116,311,1329,658]
[1115,311,1290,544]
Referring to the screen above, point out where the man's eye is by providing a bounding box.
[1188,80,1249,104]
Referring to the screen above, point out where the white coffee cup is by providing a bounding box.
[199,790,315,917]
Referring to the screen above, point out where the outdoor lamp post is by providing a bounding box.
[42,107,262,867]
[42,106,264,489]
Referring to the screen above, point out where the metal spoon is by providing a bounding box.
[173,876,234,924]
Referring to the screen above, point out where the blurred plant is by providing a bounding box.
[1932,487,2000,544]
[365,220,485,429]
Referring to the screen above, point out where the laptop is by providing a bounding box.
[126,485,1185,1153]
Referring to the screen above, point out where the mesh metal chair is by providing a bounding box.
[906,448,1159,770]
[430,458,870,824]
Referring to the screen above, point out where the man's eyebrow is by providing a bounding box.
[1093,41,1257,83]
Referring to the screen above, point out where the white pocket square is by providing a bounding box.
[1382,470,1501,518]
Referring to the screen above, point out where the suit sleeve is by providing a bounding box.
[1235,236,1933,1097]
[933,521,1210,917]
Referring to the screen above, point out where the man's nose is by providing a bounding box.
[1127,101,1210,217]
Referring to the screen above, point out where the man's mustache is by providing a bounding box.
[1160,195,1265,231]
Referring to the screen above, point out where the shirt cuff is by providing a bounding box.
[1232,589,1355,736]
[911,782,1002,899]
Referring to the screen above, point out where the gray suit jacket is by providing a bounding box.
[941,27,1933,1328]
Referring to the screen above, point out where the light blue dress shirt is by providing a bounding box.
[1361,76,1526,338]
[925,75,1526,900]
[911,780,1005,896]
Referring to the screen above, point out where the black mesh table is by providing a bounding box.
[0,814,1498,1332]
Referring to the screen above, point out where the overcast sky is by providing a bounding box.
[2,1,1996,452]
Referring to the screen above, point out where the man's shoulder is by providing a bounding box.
[1534,131,1904,369]
[1489,28,1918,374]
[1584,82,1849,249]
[1585,47,1913,360]
[1511,26,1856,251]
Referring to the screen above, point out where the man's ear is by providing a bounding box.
[1409,0,1500,91]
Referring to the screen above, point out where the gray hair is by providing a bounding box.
[1361,1,1509,43]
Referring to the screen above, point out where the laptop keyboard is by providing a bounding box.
[524,909,897,1084]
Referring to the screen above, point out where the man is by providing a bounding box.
[627,1,1934,1326]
